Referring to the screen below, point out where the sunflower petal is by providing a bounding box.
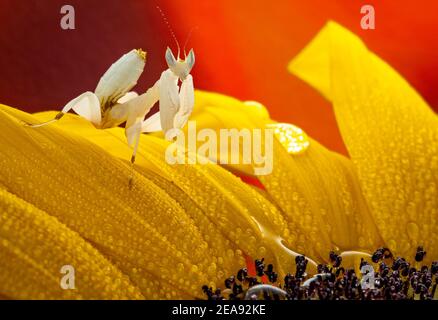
[176,91,383,263]
[259,136,383,261]
[28,109,311,277]
[0,105,226,298]
[0,187,143,299]
[289,21,438,261]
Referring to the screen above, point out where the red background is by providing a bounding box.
[1,0,437,155]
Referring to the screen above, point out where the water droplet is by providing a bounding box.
[387,239,397,251]
[258,246,267,256]
[406,222,419,240]
[176,263,184,272]
[267,123,310,155]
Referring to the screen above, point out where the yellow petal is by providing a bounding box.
[289,21,438,261]
[30,108,318,276]
[259,136,383,261]
[192,91,271,124]
[0,187,143,299]
[0,106,219,298]
[1,105,316,294]
[170,91,383,263]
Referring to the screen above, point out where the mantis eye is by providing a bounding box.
[165,47,177,68]
[185,49,195,71]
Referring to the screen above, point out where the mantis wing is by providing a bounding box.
[142,112,162,133]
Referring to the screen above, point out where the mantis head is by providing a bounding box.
[165,47,195,81]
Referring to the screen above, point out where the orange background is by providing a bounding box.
[1,0,437,155]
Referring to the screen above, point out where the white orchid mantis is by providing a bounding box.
[25,47,195,169]
[133,46,196,161]
[143,47,195,134]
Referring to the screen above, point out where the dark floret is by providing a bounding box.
[202,246,436,300]
[415,246,427,262]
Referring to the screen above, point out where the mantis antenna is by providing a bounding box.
[156,5,180,58]
[183,26,198,57]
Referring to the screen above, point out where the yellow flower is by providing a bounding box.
[0,21,436,299]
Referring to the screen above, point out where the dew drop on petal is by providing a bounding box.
[267,123,310,155]
[387,239,397,252]
[406,222,419,240]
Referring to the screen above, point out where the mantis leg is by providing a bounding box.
[173,74,194,129]
[124,82,161,162]
[124,85,160,188]
[126,119,142,189]
[158,69,180,136]
[125,118,142,164]
[24,91,101,127]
